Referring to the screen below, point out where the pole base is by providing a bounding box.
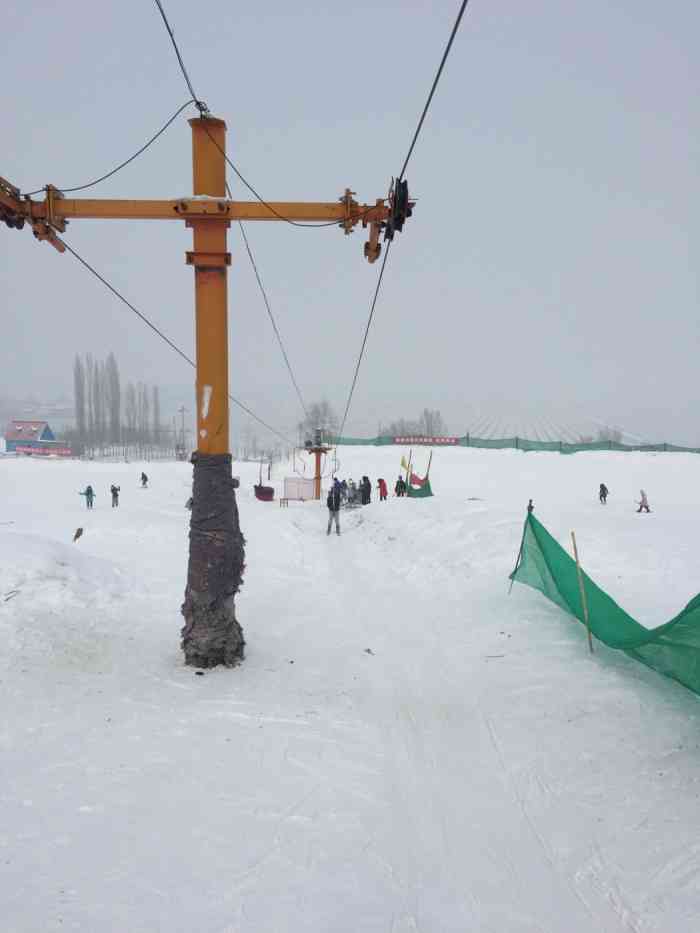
[181,452,246,668]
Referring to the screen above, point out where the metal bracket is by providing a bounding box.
[339,188,358,235]
[31,221,65,253]
[185,251,231,268]
[45,185,66,232]
[176,199,231,217]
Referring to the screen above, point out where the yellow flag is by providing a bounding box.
[400,455,409,470]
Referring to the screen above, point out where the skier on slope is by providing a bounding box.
[326,479,342,536]
[140,472,148,488]
[110,484,120,507]
[637,489,651,513]
[599,483,609,504]
[80,485,95,509]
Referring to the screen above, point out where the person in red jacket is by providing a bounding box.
[377,478,388,501]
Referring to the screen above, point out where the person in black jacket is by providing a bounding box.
[599,483,609,504]
[327,481,342,535]
[361,476,372,505]
[110,484,120,507]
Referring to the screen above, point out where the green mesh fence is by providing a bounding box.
[510,513,700,697]
[331,436,700,454]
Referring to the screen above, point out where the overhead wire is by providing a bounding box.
[148,2,311,435]
[336,0,471,439]
[59,238,296,446]
[151,1,342,228]
[202,124,355,229]
[398,0,470,181]
[336,242,393,441]
[222,176,309,424]
[21,100,197,197]
[152,0,208,114]
[236,218,309,420]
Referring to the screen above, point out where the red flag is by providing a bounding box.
[410,471,426,487]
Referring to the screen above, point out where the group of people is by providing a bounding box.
[78,473,148,510]
[332,475,397,508]
[332,476,383,507]
[598,483,651,513]
[326,473,410,535]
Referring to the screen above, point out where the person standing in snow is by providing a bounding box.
[361,476,372,505]
[110,484,120,507]
[599,483,609,504]
[327,480,341,536]
[527,499,534,514]
[637,490,651,513]
[140,472,148,488]
[395,476,406,497]
[80,485,95,509]
[378,478,388,502]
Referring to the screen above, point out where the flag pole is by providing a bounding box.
[508,510,529,594]
[571,530,594,653]
[426,449,433,480]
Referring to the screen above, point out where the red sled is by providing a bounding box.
[254,484,274,502]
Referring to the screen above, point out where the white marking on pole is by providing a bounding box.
[201,385,213,421]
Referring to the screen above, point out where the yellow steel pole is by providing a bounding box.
[181,116,244,669]
[314,449,322,501]
[187,117,230,455]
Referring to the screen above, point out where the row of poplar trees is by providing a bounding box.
[72,352,164,453]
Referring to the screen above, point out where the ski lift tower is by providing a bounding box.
[304,428,332,500]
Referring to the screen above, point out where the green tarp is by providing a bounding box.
[407,479,433,498]
[331,436,700,455]
[510,513,700,697]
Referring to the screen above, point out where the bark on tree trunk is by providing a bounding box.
[181,452,245,667]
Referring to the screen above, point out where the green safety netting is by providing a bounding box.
[509,513,700,697]
[331,435,700,454]
[407,479,433,498]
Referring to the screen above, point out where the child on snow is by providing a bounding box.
[80,485,95,509]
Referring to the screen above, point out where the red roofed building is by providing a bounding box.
[4,420,64,454]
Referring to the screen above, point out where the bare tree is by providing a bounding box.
[85,353,95,448]
[125,382,137,444]
[73,355,86,450]
[93,360,107,449]
[152,385,161,447]
[420,408,446,436]
[106,352,121,445]
[137,382,150,444]
[297,400,339,442]
[380,409,447,437]
[596,426,623,443]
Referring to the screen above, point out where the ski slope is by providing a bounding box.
[2,448,700,932]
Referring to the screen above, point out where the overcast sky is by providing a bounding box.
[2,1,698,443]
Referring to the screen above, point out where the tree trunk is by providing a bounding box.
[181,452,245,667]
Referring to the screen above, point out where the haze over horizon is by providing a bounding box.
[2,2,698,444]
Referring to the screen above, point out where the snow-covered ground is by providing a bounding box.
[2,448,700,932]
